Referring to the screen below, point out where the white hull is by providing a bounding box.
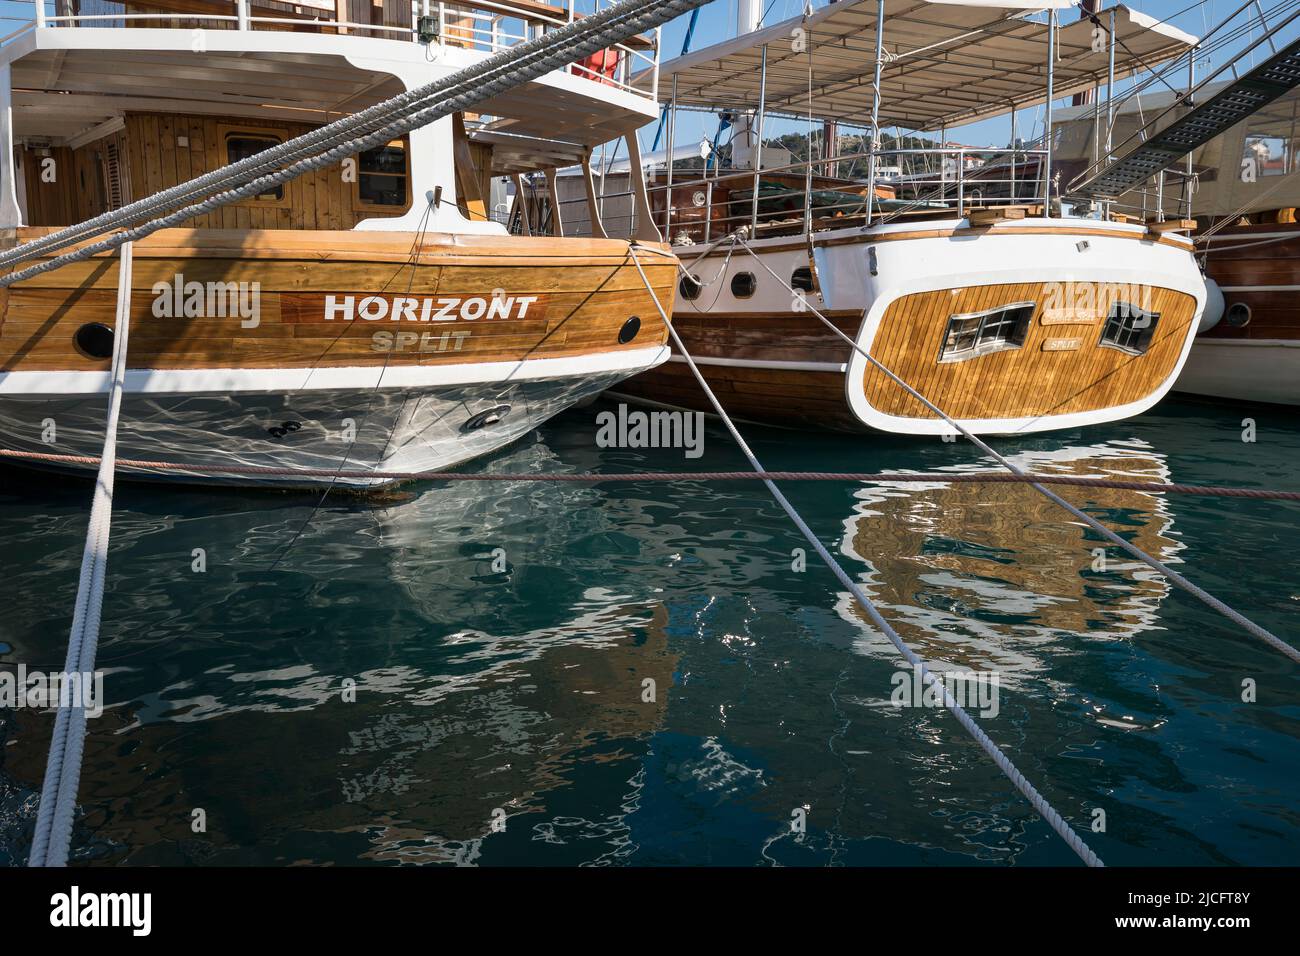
[814,218,1208,434]
[1174,338,1300,406]
[0,365,656,489]
[646,217,1207,435]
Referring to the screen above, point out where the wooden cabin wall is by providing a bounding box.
[120,112,409,230]
[469,143,494,213]
[21,130,129,227]
[21,112,411,229]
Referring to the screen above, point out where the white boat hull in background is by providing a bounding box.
[1174,338,1300,406]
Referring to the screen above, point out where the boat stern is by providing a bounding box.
[816,218,1207,435]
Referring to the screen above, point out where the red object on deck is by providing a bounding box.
[574,49,618,85]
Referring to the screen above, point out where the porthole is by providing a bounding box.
[730,271,757,298]
[618,315,641,344]
[463,404,512,432]
[1225,302,1252,328]
[691,190,707,207]
[73,322,114,360]
[679,273,702,301]
[791,267,815,292]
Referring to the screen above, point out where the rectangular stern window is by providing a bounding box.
[356,140,409,208]
[224,130,286,202]
[1099,302,1160,355]
[939,301,1034,363]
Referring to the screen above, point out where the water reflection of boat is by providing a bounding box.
[834,442,1181,682]
[1,440,678,864]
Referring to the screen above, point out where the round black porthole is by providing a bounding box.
[730,271,757,298]
[463,404,511,432]
[1225,302,1252,328]
[618,315,641,344]
[679,273,703,301]
[74,322,115,360]
[791,267,815,293]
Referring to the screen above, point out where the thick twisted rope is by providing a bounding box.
[2,447,1299,500]
[724,238,1300,666]
[0,0,709,286]
[27,244,133,868]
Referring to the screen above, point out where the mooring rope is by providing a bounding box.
[1,447,1298,500]
[27,243,133,868]
[722,238,1300,666]
[625,243,1105,867]
[0,0,711,287]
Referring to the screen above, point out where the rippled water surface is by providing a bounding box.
[0,395,1297,866]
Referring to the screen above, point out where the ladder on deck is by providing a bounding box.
[1070,32,1300,201]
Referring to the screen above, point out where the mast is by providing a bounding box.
[731,0,764,170]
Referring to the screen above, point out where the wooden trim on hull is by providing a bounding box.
[863,283,1196,421]
[690,220,1197,258]
[0,228,678,379]
[616,307,866,430]
[617,362,862,432]
[620,281,1197,433]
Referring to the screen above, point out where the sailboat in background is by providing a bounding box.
[1061,7,1300,407]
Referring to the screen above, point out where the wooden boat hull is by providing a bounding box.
[0,228,677,486]
[1179,221,1300,406]
[615,218,1205,434]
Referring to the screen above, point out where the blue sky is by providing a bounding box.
[646,0,1300,153]
[2,0,1294,157]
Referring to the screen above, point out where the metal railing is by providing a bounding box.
[1065,0,1300,217]
[3,0,658,99]
[637,145,1051,244]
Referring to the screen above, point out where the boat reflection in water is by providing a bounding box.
[0,427,1250,866]
[1,439,677,865]
[835,441,1181,690]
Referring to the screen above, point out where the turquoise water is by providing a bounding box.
[0,395,1297,866]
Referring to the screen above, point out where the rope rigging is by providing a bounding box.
[0,0,713,287]
[626,241,1105,867]
[713,236,1300,665]
[16,0,715,867]
[27,244,134,868]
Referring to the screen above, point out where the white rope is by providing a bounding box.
[0,0,710,286]
[731,239,1300,665]
[28,243,133,867]
[626,243,1105,867]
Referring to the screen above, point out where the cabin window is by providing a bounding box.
[791,267,815,292]
[679,273,703,301]
[355,140,409,208]
[223,129,286,202]
[1099,302,1160,355]
[939,301,1034,363]
[1241,133,1290,178]
[731,271,757,298]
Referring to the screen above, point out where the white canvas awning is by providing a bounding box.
[638,1,1197,131]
